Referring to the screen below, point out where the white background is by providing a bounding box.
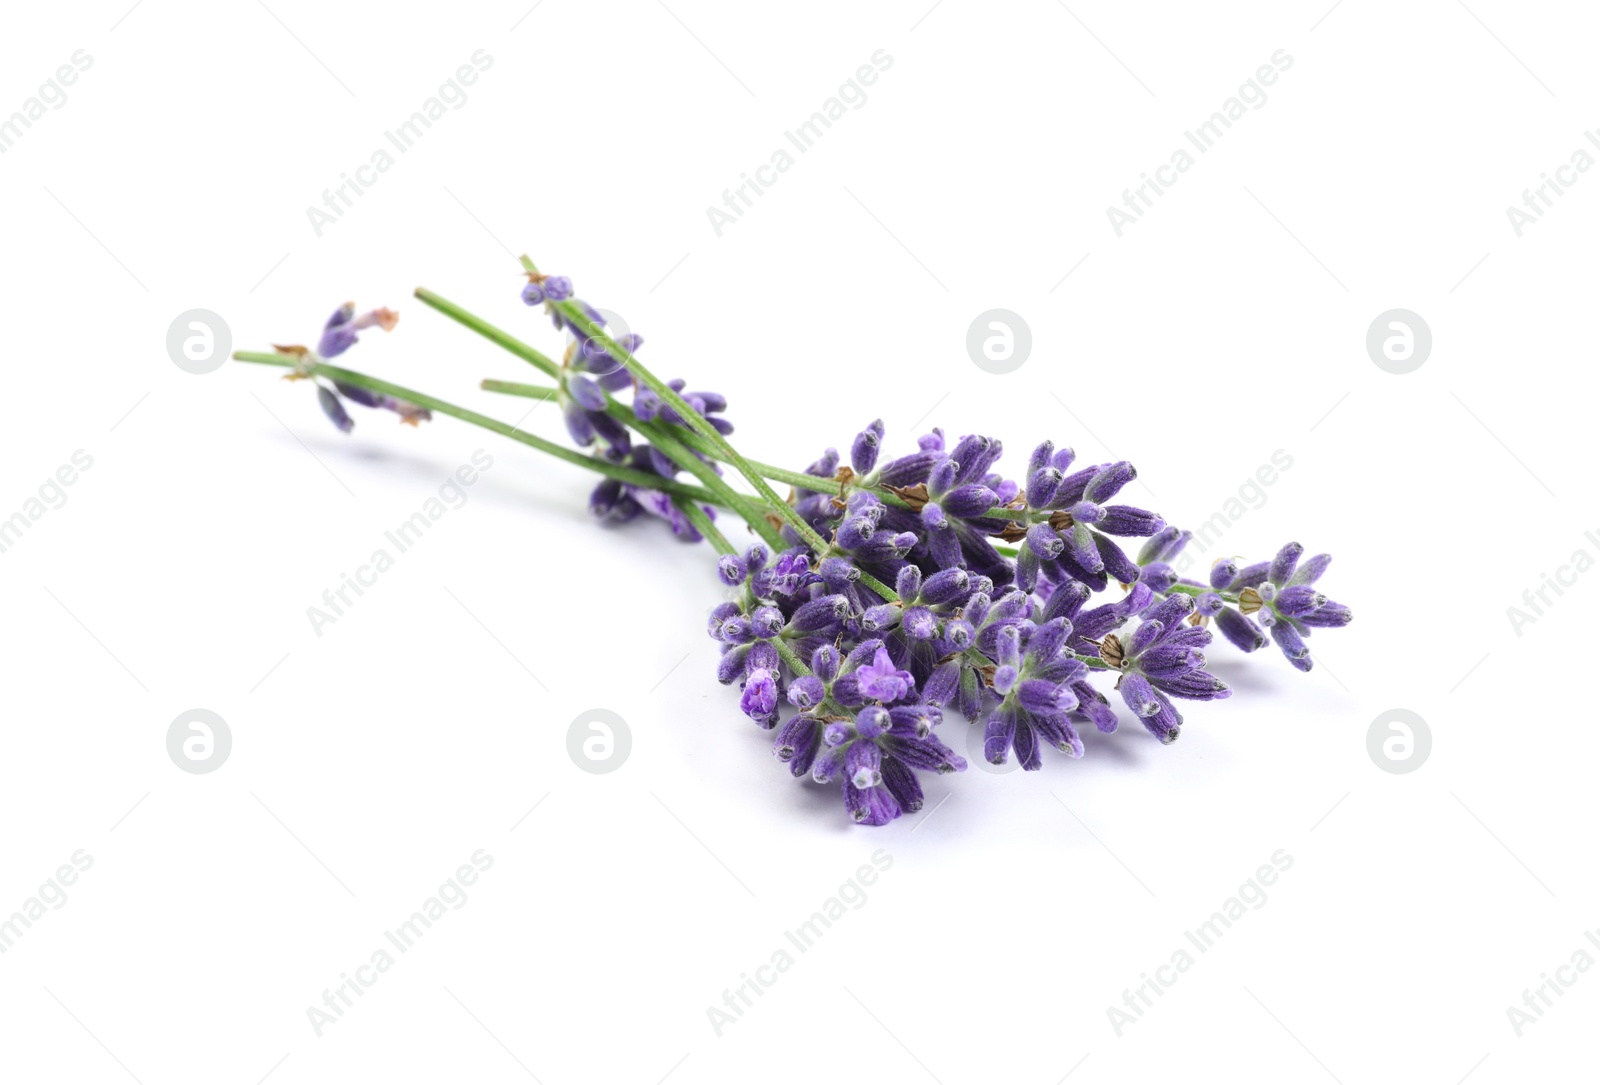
[1,1,1594,1081]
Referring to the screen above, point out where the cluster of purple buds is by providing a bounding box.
[688,410,1353,824]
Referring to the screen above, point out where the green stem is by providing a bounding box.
[232,352,724,506]
[772,636,812,677]
[416,299,787,552]
[414,288,562,380]
[675,498,733,555]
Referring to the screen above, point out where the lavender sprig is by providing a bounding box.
[235,256,1354,828]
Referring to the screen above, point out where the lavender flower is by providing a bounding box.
[318,303,397,358]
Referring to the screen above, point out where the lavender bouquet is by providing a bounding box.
[236,256,1352,827]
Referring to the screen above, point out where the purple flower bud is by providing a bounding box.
[633,387,662,422]
[984,705,1017,765]
[567,373,607,412]
[1069,501,1106,525]
[1137,526,1188,565]
[333,381,385,408]
[1301,602,1352,628]
[942,618,974,652]
[920,567,970,605]
[889,704,940,737]
[1094,532,1142,585]
[1269,541,1304,586]
[811,643,841,681]
[775,716,821,775]
[1196,591,1225,617]
[1027,467,1063,507]
[788,675,826,708]
[991,664,1017,695]
[1119,673,1162,717]
[943,485,998,519]
[1235,561,1272,588]
[542,275,573,301]
[856,706,890,740]
[1141,563,1178,593]
[717,554,747,586]
[1017,678,1067,715]
[861,604,902,633]
[1141,691,1182,744]
[882,762,925,813]
[1150,668,1231,700]
[1139,644,1205,677]
[1145,591,1196,630]
[818,556,860,588]
[996,624,1021,668]
[851,419,885,475]
[811,744,846,783]
[1025,441,1054,478]
[1099,505,1164,537]
[790,595,850,633]
[1216,607,1267,652]
[895,564,923,604]
[1085,461,1137,503]
[716,645,748,685]
[720,616,755,644]
[707,602,740,638]
[1270,621,1312,671]
[964,592,994,628]
[1210,559,1240,589]
[1071,680,1118,733]
[878,449,939,487]
[317,386,354,433]
[1290,553,1332,586]
[1127,619,1166,657]
[520,281,544,306]
[750,606,784,638]
[1275,584,1326,616]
